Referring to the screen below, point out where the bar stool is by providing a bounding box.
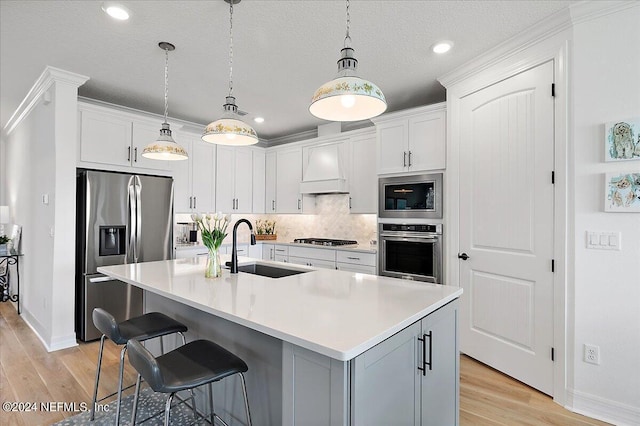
[127,338,252,426]
[91,308,188,425]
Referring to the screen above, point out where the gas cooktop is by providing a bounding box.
[293,238,358,247]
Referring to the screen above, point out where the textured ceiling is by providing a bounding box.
[0,0,572,142]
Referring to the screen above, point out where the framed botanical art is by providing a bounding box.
[605,118,640,162]
[605,172,640,212]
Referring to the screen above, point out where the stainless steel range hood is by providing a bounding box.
[300,142,349,194]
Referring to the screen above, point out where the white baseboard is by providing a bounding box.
[20,309,78,352]
[567,388,640,426]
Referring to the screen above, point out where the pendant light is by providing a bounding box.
[309,0,387,122]
[202,0,258,146]
[142,42,189,161]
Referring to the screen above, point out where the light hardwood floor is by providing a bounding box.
[0,302,609,425]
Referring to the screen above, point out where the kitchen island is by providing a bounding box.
[98,256,462,425]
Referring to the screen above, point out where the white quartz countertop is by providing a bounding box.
[98,256,460,361]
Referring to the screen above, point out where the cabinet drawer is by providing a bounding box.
[290,256,336,270]
[288,246,336,262]
[274,245,289,256]
[336,251,376,266]
[336,262,376,275]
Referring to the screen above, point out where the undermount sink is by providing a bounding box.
[236,263,310,279]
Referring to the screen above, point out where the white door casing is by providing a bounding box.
[458,61,555,395]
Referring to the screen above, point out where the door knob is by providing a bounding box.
[458,253,470,260]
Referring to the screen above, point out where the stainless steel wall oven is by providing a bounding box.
[378,223,443,283]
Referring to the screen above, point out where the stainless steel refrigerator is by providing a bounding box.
[75,169,173,341]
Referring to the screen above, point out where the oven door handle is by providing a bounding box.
[380,235,439,243]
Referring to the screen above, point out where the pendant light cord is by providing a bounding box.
[228,0,234,97]
[163,46,169,123]
[344,0,351,48]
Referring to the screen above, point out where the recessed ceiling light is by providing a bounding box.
[102,2,130,20]
[432,41,453,54]
[254,117,265,124]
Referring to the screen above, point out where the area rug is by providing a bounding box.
[54,388,203,425]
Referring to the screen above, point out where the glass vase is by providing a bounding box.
[205,247,222,278]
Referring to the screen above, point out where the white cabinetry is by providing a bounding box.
[373,103,446,175]
[264,147,305,214]
[335,250,377,274]
[273,245,289,262]
[172,131,216,213]
[216,146,253,213]
[252,150,266,214]
[78,103,169,171]
[288,246,336,269]
[348,132,377,213]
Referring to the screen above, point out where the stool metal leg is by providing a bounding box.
[115,345,127,426]
[178,331,187,346]
[90,334,106,421]
[130,374,142,426]
[164,392,175,426]
[208,383,215,425]
[239,373,252,426]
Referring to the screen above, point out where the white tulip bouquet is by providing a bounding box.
[191,212,231,251]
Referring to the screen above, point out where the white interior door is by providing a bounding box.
[458,61,555,395]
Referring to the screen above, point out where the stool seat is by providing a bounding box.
[94,310,188,345]
[128,339,252,425]
[129,339,248,393]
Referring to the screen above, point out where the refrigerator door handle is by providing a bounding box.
[89,276,118,283]
[127,177,136,263]
[135,175,142,263]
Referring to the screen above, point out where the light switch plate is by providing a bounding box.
[586,231,621,250]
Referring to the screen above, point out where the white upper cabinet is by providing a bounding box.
[252,150,266,214]
[78,102,170,172]
[172,131,216,213]
[276,147,304,213]
[216,146,254,214]
[373,103,446,175]
[265,152,277,213]
[348,132,377,213]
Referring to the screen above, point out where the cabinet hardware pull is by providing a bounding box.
[425,331,433,371]
[349,197,352,209]
[134,147,138,162]
[408,151,412,167]
[403,151,407,167]
[272,200,275,211]
[347,256,360,260]
[194,197,197,209]
[298,199,301,210]
[417,334,426,376]
[276,249,285,252]
[189,196,192,209]
[417,332,433,375]
[128,146,131,162]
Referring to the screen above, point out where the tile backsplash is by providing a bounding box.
[175,194,377,246]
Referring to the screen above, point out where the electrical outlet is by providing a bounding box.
[584,344,600,365]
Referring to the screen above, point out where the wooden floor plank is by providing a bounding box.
[0,302,612,426]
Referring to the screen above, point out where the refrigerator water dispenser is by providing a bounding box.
[99,226,126,256]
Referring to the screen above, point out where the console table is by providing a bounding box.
[0,253,21,314]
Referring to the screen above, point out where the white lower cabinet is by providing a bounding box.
[283,300,459,425]
[288,246,336,269]
[335,250,377,274]
[174,247,209,259]
[262,244,275,261]
[273,245,289,263]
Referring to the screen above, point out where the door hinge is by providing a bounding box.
[551,259,555,272]
[551,83,555,97]
[551,347,555,361]
[551,171,555,184]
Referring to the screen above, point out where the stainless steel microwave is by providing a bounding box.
[378,173,443,219]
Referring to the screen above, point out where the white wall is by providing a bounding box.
[6,94,56,343]
[4,67,87,351]
[569,4,640,422]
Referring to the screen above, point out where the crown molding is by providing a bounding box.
[370,102,446,125]
[4,66,89,136]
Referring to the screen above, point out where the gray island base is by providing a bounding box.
[98,256,461,425]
